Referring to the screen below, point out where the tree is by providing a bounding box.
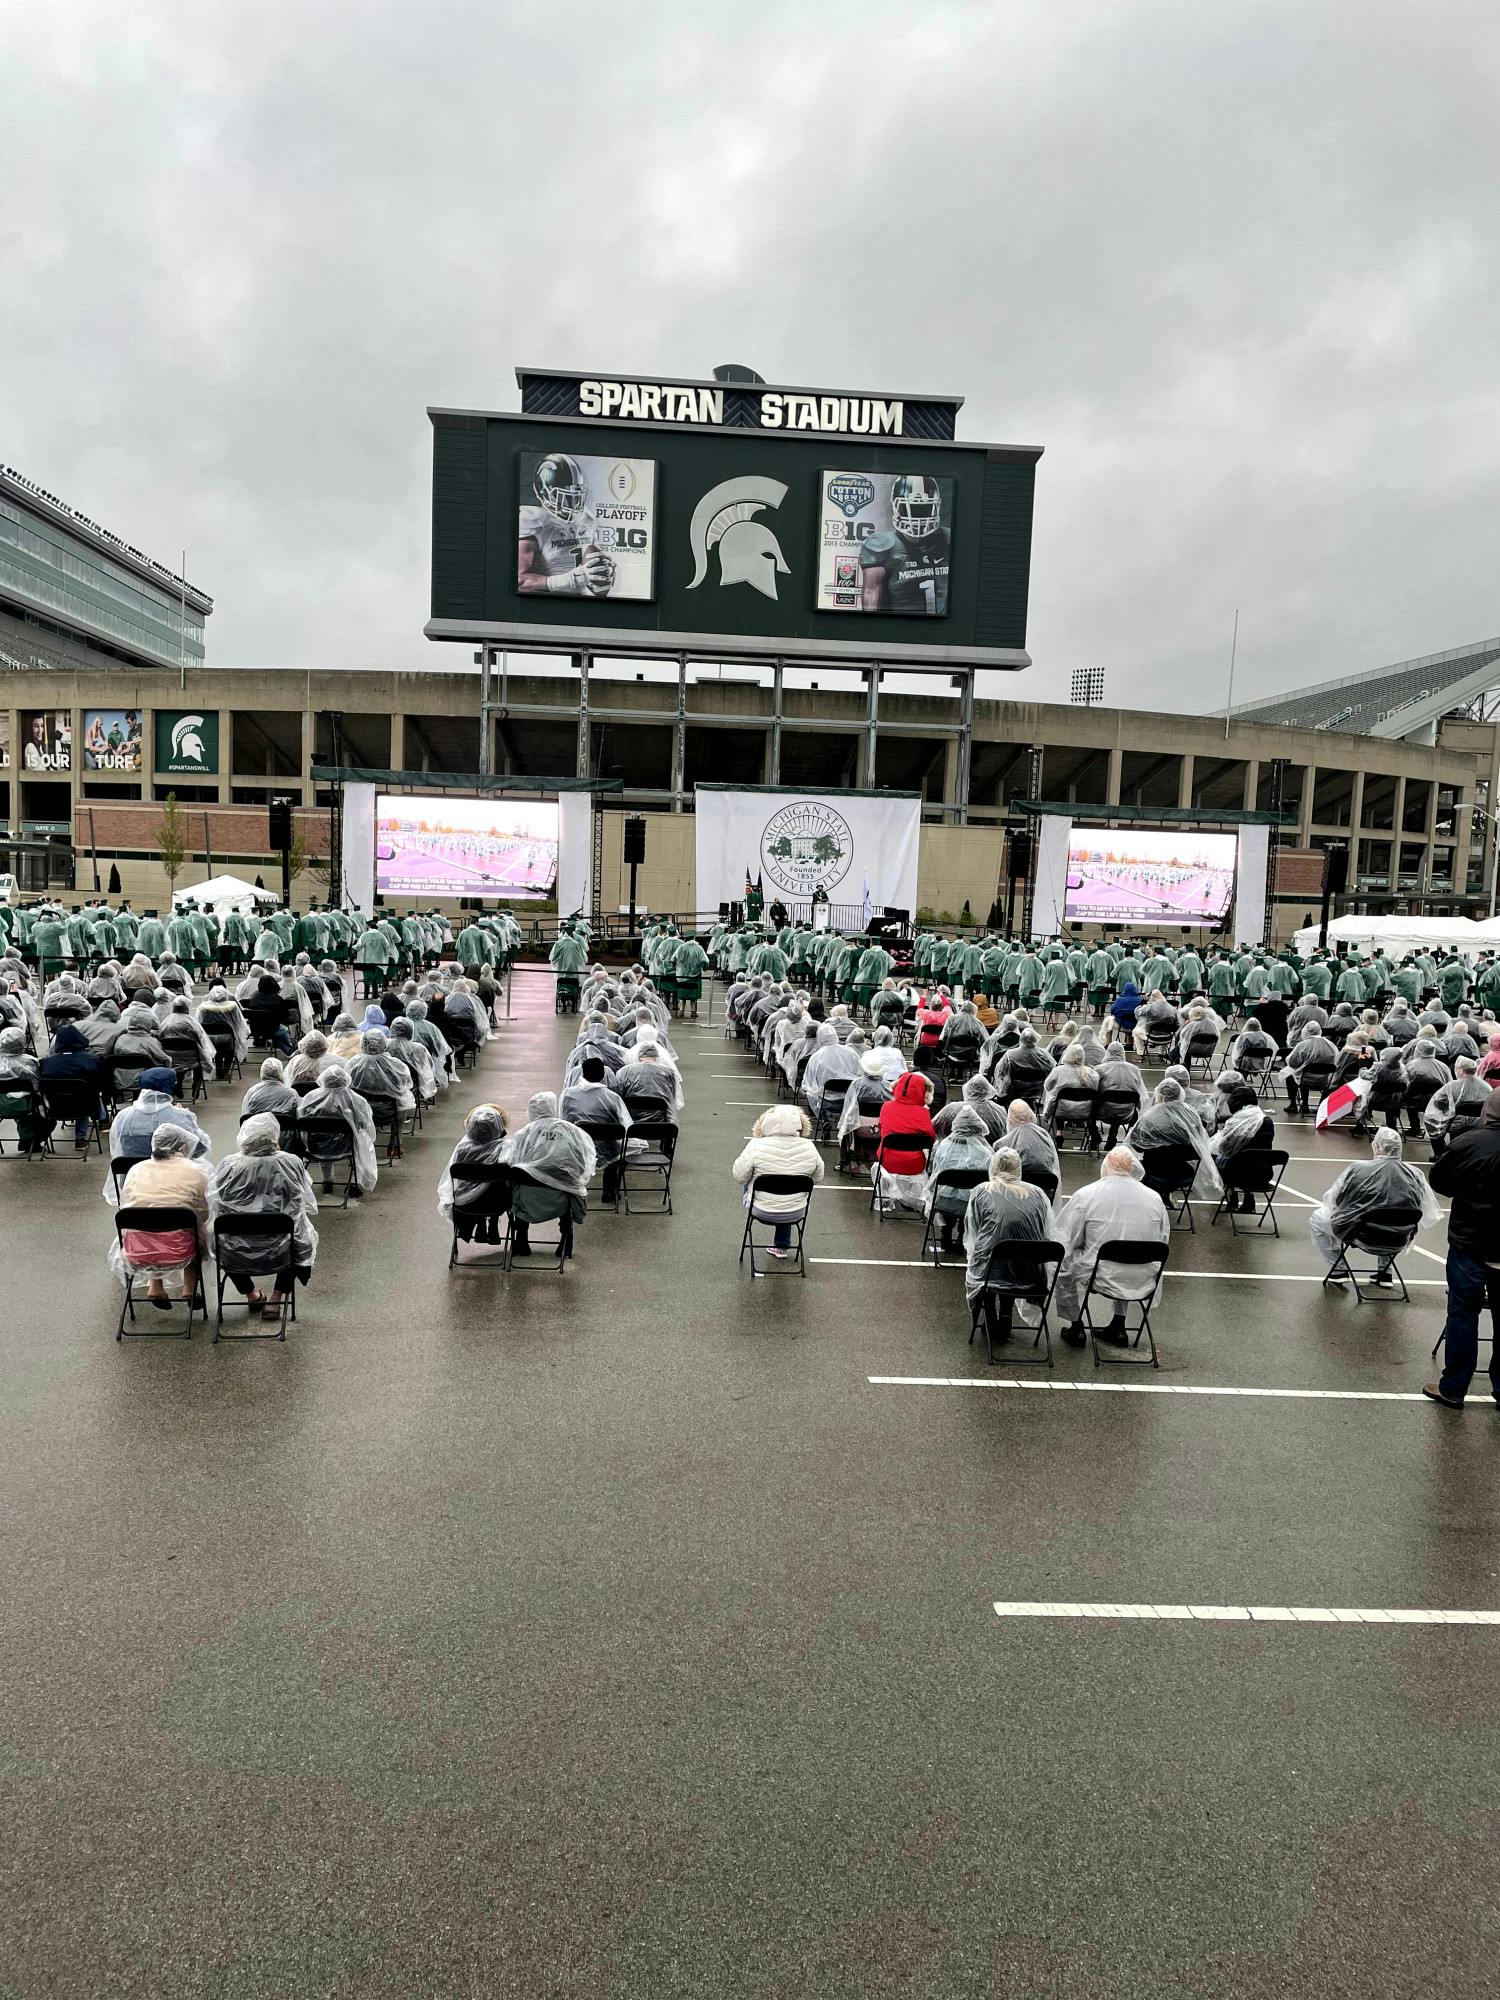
[156,793,187,898]
[960,900,974,925]
[107,863,121,895]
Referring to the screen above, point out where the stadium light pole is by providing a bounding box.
[1223,609,1239,739]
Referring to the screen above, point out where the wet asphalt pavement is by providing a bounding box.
[3,970,1498,1998]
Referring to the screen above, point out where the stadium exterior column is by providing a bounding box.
[477,646,492,778]
[766,661,783,784]
[215,709,232,803]
[1242,759,1259,811]
[576,652,591,780]
[1106,746,1123,805]
[953,670,974,826]
[671,654,687,812]
[1349,771,1365,847]
[1177,754,1194,809]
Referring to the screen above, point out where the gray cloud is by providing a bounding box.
[3,0,1496,710]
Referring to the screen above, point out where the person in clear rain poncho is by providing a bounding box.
[240,1057,301,1134]
[801,1021,862,1123]
[1423,1058,1492,1152]
[925,1103,993,1251]
[933,1072,1007,1142]
[560,1055,631,1204]
[299,1061,379,1193]
[348,1029,417,1116]
[208,1112,320,1318]
[285,1029,330,1096]
[437,1105,511,1244]
[197,984,251,1073]
[387,1016,439,1103]
[107,1003,170,1093]
[1126,1076,1222,1199]
[106,1069,210,1199]
[504,1092,594,1258]
[1162,1063,1218,1134]
[962,1146,1055,1343]
[1004,1098,1062,1194]
[405,1001,451,1087]
[1307,1125,1441,1284]
[110,1122,212,1306]
[1053,1147,1170,1347]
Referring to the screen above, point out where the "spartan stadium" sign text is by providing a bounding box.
[575,379,905,436]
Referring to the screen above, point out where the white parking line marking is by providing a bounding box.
[813,1259,1444,1282]
[868,1376,1428,1400]
[993,1602,1500,1624]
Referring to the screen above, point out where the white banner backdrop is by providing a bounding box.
[1234,825,1269,946]
[556,791,594,921]
[695,787,920,919]
[1031,816,1071,939]
[343,783,376,918]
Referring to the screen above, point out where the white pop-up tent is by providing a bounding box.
[172,874,279,917]
[1290,912,1486,959]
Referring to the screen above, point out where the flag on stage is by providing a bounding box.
[861,873,872,926]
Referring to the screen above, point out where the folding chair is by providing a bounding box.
[1080,1239,1168,1368]
[1045,1086,1099,1152]
[812,1075,852,1146]
[241,1106,301,1153]
[1094,1090,1141,1149]
[555,976,580,1015]
[204,1027,241,1083]
[108,1154,139,1202]
[358,1091,404,1162]
[503,1168,573,1271]
[739,1173,813,1277]
[921,1167,986,1264]
[968,1240,1063,1365]
[114,1205,205,1340]
[1137,1143,1200,1232]
[1291,1063,1333,1117]
[295,1115,358,1207]
[1324,1203,1423,1304]
[1020,1162,1060,1203]
[447,1163,512,1268]
[38,1078,106,1155]
[1184,1031,1219,1082]
[870,1131,934,1218]
[1209,1148,1288,1236]
[244,1004,285,1052]
[212,1213,300,1340]
[574,1120,627,1214]
[1142,1025,1177,1065]
[622,1123,678,1214]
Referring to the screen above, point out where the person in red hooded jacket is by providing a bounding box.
[875,1069,937,1209]
[914,990,952,1074]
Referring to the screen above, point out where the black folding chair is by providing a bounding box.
[1209,1148,1288,1236]
[870,1131,934,1218]
[920,1167,986,1264]
[212,1213,300,1340]
[114,1204,205,1340]
[295,1115,358,1207]
[204,1026,241,1082]
[1184,1031,1219,1081]
[1137,1143,1200,1231]
[622,1123,678,1215]
[244,1004,285,1052]
[503,1168,574,1271]
[108,1154,141,1203]
[1142,1025,1177,1064]
[1291,1063,1333,1116]
[1324,1203,1424,1304]
[967,1240,1064,1366]
[446,1162,513,1267]
[812,1075,852,1145]
[1020,1162,1060,1202]
[573,1120,627,1214]
[356,1090,404,1162]
[1080,1239,1168,1369]
[1045,1085,1099,1151]
[38,1078,107,1155]
[240,1106,301,1153]
[740,1173,813,1277]
[1095,1090,1142,1147]
[0,1080,45,1158]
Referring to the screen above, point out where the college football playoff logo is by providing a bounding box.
[759,800,852,897]
[687,476,789,601]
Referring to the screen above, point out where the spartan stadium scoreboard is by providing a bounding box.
[426,368,1042,671]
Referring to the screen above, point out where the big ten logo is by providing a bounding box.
[594,522,650,552]
[822,517,876,544]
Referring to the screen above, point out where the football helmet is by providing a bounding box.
[891,473,941,540]
[533,453,588,524]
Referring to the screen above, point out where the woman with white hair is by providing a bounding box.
[732,1104,825,1258]
[110,1122,213,1308]
[1308,1126,1441,1284]
[1054,1148,1170,1347]
[962,1145,1055,1347]
[1040,1043,1098,1137]
[209,1112,320,1320]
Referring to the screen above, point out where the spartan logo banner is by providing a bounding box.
[154,709,219,775]
[816,468,954,616]
[517,450,657,601]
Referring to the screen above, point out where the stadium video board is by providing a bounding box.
[1064,828,1238,927]
[375,794,559,901]
[428,381,1040,669]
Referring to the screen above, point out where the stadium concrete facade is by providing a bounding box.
[2,660,1494,938]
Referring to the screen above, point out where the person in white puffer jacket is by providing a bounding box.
[732,1103,825,1259]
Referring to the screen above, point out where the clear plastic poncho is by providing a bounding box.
[299,1064,379,1190]
[1053,1153,1170,1324]
[1126,1093,1222,1198]
[437,1107,510,1218]
[208,1115,320,1273]
[962,1169,1054,1305]
[505,1093,596,1198]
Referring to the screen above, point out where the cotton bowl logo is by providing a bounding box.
[759,801,853,898]
[827,473,874,520]
[171,714,207,766]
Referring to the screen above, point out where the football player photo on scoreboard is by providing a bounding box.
[816,468,955,617]
[516,450,658,601]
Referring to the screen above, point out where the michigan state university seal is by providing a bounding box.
[759,800,853,898]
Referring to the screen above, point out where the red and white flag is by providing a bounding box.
[1315,1077,1368,1130]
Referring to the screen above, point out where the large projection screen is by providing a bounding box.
[374,794,559,901]
[1064,827,1237,927]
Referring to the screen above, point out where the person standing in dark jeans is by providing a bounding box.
[1424,1093,1500,1408]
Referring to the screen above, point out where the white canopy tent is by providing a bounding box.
[1290,912,1486,960]
[172,874,280,918]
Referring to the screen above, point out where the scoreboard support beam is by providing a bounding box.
[672,654,687,814]
[862,669,879,789]
[576,650,591,781]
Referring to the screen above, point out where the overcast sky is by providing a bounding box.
[4,1,1497,713]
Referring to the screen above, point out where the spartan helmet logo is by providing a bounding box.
[687,477,789,600]
[171,713,207,765]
